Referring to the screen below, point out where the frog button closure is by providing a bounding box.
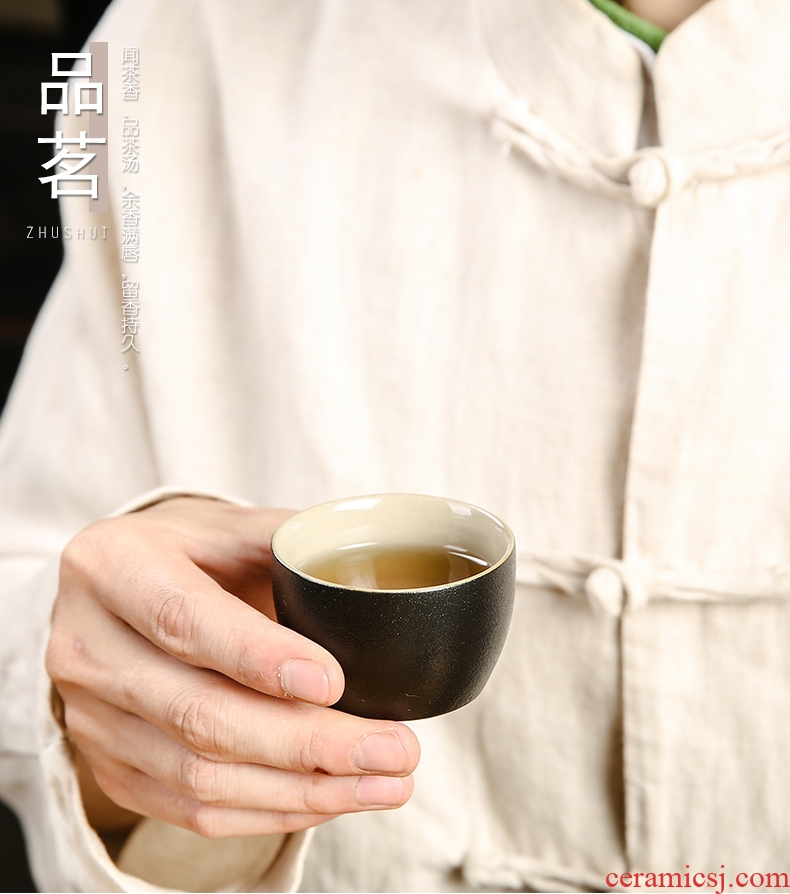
[584,566,625,616]
[628,152,670,207]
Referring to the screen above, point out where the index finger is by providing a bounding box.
[102,546,345,706]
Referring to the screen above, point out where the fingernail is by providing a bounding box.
[279,659,330,704]
[356,775,407,807]
[353,730,409,773]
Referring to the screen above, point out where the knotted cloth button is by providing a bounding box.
[584,566,625,616]
[628,154,670,207]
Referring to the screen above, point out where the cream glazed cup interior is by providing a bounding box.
[271,493,515,591]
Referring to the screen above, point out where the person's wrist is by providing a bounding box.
[73,745,142,833]
[50,641,141,833]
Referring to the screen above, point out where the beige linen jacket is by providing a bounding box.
[2,0,790,890]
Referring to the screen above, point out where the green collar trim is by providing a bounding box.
[588,0,668,52]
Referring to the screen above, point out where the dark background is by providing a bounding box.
[0,0,113,414]
[0,1,113,888]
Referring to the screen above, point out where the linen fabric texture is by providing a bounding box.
[1,0,790,890]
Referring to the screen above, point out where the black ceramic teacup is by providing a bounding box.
[270,493,516,720]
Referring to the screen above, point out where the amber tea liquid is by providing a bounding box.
[302,544,489,590]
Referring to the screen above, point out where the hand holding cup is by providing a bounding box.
[46,497,421,837]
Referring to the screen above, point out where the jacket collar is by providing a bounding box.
[478,0,646,156]
[479,0,790,153]
[655,0,790,151]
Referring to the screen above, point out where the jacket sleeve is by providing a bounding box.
[0,73,309,894]
[0,220,311,894]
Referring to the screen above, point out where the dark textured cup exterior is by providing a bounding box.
[270,494,516,721]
